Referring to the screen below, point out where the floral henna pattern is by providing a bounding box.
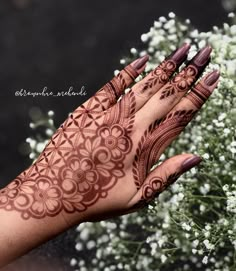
[142,60,176,92]
[0,123,133,219]
[0,180,20,206]
[132,110,196,189]
[0,176,63,219]
[159,45,212,100]
[160,65,198,100]
[1,122,133,219]
[0,76,136,219]
[173,65,198,91]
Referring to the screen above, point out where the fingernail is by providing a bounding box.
[181,156,202,174]
[131,55,149,71]
[193,46,212,66]
[169,43,191,65]
[205,70,220,86]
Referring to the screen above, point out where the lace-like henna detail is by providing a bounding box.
[132,110,196,189]
[160,65,198,99]
[0,90,136,219]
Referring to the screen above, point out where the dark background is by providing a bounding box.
[0,0,229,270]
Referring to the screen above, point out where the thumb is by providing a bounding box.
[127,154,202,209]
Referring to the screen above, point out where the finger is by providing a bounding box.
[110,43,191,117]
[185,70,220,109]
[135,46,212,132]
[133,70,220,181]
[80,55,149,113]
[127,154,202,209]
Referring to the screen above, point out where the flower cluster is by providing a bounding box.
[27,12,236,271]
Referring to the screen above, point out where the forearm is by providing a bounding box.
[0,170,74,268]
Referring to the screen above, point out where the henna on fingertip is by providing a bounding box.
[142,43,190,93]
[159,46,212,100]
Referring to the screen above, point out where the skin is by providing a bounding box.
[0,43,220,267]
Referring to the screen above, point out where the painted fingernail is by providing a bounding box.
[193,46,212,66]
[205,70,220,86]
[169,43,191,64]
[181,156,202,174]
[131,55,149,71]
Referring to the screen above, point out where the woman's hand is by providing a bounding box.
[0,44,219,226]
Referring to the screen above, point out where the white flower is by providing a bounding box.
[161,255,167,263]
[219,155,225,161]
[202,256,208,264]
[203,239,215,250]
[48,110,54,117]
[36,142,46,153]
[223,128,231,136]
[200,184,211,195]
[202,153,210,159]
[130,48,137,54]
[168,12,176,18]
[182,222,191,231]
[193,240,199,247]
[141,33,149,42]
[70,258,77,266]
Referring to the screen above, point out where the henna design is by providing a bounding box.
[159,45,212,100]
[132,110,196,189]
[142,172,181,201]
[133,172,181,208]
[160,65,198,100]
[0,124,133,219]
[104,65,138,100]
[172,65,198,92]
[187,82,212,109]
[142,60,176,92]
[0,47,214,220]
[159,83,175,100]
[0,79,136,219]
[82,64,139,113]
